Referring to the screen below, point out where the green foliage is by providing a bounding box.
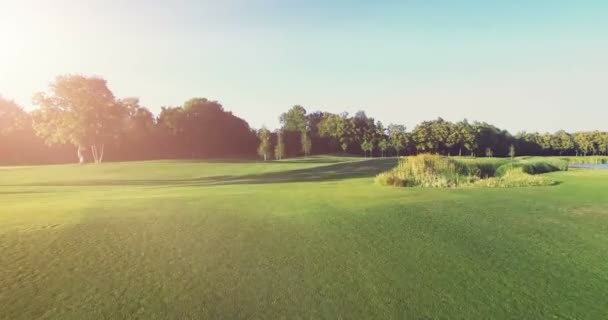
[377,154,568,188]
[279,105,307,132]
[361,140,374,157]
[412,118,452,154]
[257,127,272,160]
[494,158,568,176]
[474,167,555,188]
[300,131,312,157]
[5,76,608,165]
[275,130,285,160]
[31,75,124,163]
[387,124,408,156]
[375,154,478,187]
[319,113,353,153]
[564,156,608,164]
[378,139,389,157]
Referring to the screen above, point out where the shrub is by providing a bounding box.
[455,158,508,177]
[376,154,566,189]
[474,167,555,188]
[375,154,478,188]
[495,158,568,176]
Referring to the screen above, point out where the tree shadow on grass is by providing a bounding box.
[220,158,398,185]
[6,158,398,188]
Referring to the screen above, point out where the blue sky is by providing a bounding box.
[1,0,607,132]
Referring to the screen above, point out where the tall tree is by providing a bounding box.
[32,75,124,164]
[378,139,389,157]
[301,131,312,157]
[412,118,451,154]
[318,113,352,153]
[459,120,478,156]
[574,132,593,156]
[117,98,156,160]
[387,124,408,156]
[257,127,272,161]
[279,105,308,157]
[275,130,285,160]
[361,140,373,158]
[553,130,575,155]
[279,105,307,132]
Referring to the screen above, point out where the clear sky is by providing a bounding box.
[1,0,607,133]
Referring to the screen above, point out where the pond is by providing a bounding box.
[569,164,608,169]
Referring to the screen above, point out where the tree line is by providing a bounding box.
[1,75,607,165]
[258,107,608,160]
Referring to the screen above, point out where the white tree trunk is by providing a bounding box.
[90,145,98,163]
[77,146,85,164]
[98,144,105,163]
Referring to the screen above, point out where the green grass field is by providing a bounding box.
[1,156,608,319]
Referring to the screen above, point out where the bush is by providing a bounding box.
[474,167,555,188]
[495,158,568,176]
[376,154,566,189]
[375,154,478,188]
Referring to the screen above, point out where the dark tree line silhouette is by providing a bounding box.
[1,75,607,165]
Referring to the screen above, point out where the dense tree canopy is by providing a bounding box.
[32,75,124,163]
[1,74,607,164]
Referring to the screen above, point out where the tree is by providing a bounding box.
[459,120,478,156]
[32,75,124,164]
[318,113,352,154]
[599,133,608,155]
[378,139,389,157]
[305,111,332,154]
[275,130,285,160]
[279,105,307,132]
[574,132,593,156]
[0,97,27,134]
[156,98,258,159]
[117,98,156,160]
[0,98,30,164]
[554,130,575,155]
[387,124,408,156]
[361,140,373,158]
[257,127,271,161]
[301,131,312,157]
[485,147,493,158]
[412,118,451,154]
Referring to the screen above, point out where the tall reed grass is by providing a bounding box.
[376,154,565,188]
[563,156,608,165]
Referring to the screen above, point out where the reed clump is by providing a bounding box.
[376,154,564,188]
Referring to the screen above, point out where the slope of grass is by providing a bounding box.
[1,157,608,319]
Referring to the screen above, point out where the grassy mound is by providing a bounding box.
[376,155,567,188]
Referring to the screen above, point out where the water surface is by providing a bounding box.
[570,164,608,169]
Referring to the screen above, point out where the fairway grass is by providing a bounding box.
[1,157,608,319]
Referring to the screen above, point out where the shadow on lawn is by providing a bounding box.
[8,158,398,188]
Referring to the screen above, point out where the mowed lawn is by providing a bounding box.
[1,157,608,319]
